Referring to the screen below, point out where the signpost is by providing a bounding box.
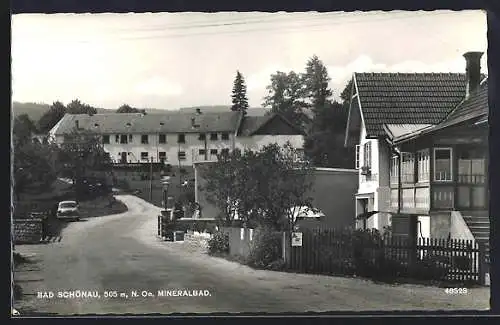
[291,232,303,247]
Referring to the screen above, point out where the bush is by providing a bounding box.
[247,227,282,269]
[207,230,229,255]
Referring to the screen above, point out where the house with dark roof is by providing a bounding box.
[49,109,305,166]
[383,66,489,261]
[344,51,485,237]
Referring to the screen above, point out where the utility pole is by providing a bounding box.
[149,157,153,202]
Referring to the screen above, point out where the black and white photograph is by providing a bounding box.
[11,10,491,315]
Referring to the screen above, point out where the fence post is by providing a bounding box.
[478,242,486,285]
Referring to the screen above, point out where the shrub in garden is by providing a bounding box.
[207,230,229,255]
[247,227,283,269]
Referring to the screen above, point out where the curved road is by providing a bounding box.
[15,195,489,315]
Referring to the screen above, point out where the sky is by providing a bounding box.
[11,10,488,110]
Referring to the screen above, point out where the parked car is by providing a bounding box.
[56,200,80,221]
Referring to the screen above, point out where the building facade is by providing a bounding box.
[385,73,488,257]
[344,52,484,236]
[49,109,305,166]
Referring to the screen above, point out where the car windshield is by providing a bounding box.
[60,202,77,209]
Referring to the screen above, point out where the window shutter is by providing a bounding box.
[355,145,360,169]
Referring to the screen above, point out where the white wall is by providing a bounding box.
[358,119,379,195]
[235,135,304,152]
[102,132,235,166]
[356,115,392,231]
[418,215,431,240]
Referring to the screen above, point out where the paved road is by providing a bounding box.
[14,195,490,315]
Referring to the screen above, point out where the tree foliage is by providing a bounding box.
[37,101,67,133]
[262,71,307,127]
[58,129,112,197]
[202,143,313,231]
[302,54,334,130]
[66,99,97,115]
[13,114,37,145]
[117,104,140,113]
[13,140,59,200]
[230,70,249,113]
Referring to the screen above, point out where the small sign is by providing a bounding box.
[291,232,303,247]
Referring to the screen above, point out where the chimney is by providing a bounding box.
[191,117,199,128]
[196,108,202,115]
[75,120,79,129]
[463,51,483,98]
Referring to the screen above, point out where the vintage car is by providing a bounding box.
[56,200,80,221]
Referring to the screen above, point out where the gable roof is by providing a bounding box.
[350,72,467,139]
[51,111,244,135]
[386,78,489,144]
[237,113,306,136]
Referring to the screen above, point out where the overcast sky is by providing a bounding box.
[12,10,488,110]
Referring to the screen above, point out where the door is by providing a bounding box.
[120,152,127,163]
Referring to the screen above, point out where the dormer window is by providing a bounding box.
[126,122,132,127]
[94,123,99,127]
[160,122,165,126]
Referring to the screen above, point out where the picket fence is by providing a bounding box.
[286,229,487,284]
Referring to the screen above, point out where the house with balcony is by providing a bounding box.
[344,52,486,234]
[384,72,488,257]
[48,108,305,167]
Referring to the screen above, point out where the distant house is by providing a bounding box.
[384,65,488,254]
[344,52,485,234]
[48,109,305,166]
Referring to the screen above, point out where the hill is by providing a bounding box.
[12,102,51,121]
[179,106,268,116]
[12,102,269,122]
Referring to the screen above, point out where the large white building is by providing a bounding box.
[49,109,305,166]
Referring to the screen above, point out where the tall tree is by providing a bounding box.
[302,55,334,130]
[302,59,354,168]
[66,99,97,115]
[13,114,37,145]
[230,71,249,114]
[117,104,140,113]
[37,101,67,133]
[262,71,307,127]
[303,101,353,168]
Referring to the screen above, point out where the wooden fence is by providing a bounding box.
[286,229,486,284]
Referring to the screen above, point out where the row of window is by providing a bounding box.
[102,132,230,144]
[118,148,231,161]
[390,147,486,184]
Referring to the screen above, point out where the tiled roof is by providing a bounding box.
[238,115,272,136]
[387,79,489,144]
[354,72,467,137]
[439,78,488,127]
[52,111,243,135]
[238,113,306,136]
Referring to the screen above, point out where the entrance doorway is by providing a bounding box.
[120,152,127,163]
